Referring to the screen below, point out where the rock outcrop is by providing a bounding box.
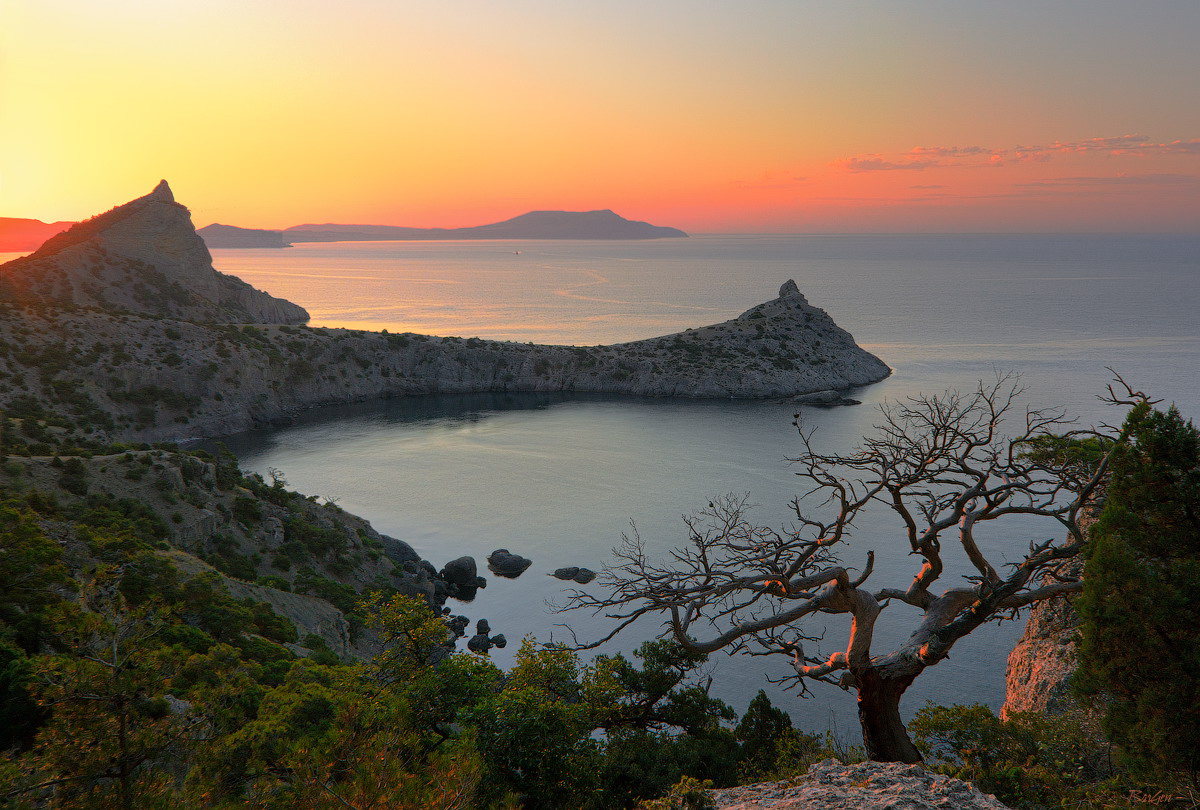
[0,181,307,323]
[1001,557,1085,718]
[708,760,1010,809]
[1001,507,1103,718]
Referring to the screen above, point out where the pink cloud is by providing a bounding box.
[835,134,1200,171]
[836,156,941,172]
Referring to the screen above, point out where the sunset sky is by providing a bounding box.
[2,0,1198,232]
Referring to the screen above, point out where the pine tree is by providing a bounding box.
[1075,403,1200,785]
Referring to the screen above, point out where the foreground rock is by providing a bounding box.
[709,760,1010,810]
[0,184,890,445]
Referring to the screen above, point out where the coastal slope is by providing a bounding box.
[0,183,888,444]
[0,181,308,324]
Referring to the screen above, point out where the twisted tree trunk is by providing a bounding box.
[855,667,922,763]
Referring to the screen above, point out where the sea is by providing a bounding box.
[41,234,1200,737]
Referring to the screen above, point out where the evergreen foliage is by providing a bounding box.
[1074,403,1200,785]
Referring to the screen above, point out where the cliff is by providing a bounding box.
[284,208,688,241]
[0,181,308,323]
[1001,510,1101,718]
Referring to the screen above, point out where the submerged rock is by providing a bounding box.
[551,566,597,584]
[789,389,861,407]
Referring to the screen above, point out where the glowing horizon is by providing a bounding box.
[2,1,1198,233]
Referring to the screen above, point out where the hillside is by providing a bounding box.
[0,181,308,323]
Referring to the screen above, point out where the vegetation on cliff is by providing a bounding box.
[1075,402,1200,786]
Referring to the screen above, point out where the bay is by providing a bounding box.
[210,234,1200,734]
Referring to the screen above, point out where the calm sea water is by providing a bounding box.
[205,235,1199,735]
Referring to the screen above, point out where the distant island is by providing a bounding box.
[197,222,292,248]
[197,209,687,249]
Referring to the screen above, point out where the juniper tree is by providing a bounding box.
[1074,402,1200,784]
[561,375,1147,762]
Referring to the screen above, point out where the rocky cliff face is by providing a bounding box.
[1001,558,1084,718]
[0,181,307,324]
[1001,510,1100,718]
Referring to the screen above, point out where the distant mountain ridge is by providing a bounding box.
[0,217,74,252]
[196,209,687,248]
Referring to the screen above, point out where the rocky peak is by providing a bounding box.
[0,182,308,324]
[148,179,175,202]
[778,279,802,299]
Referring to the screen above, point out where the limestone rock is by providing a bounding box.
[1001,557,1084,718]
[0,181,308,323]
[708,759,1011,810]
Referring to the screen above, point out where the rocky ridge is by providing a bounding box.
[0,186,888,445]
[0,181,307,324]
[708,760,1011,810]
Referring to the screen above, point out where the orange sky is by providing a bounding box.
[2,1,1198,232]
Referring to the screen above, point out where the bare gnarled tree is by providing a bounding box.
[560,374,1149,762]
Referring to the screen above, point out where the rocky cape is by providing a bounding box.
[0,183,889,445]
